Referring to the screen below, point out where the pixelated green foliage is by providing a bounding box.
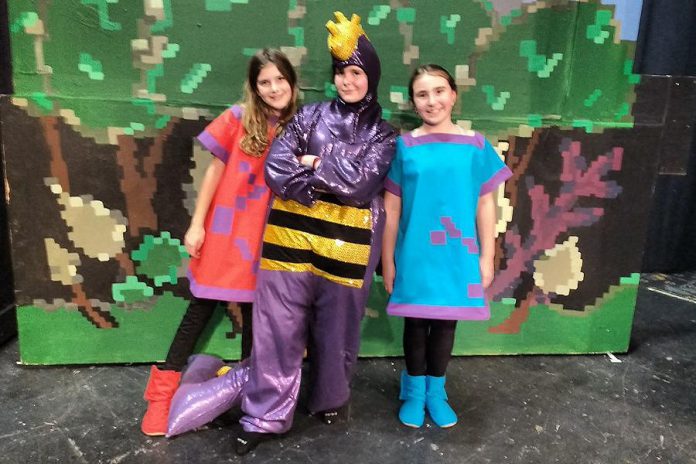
[161,43,180,59]
[439,14,461,45]
[205,0,249,12]
[623,60,640,84]
[151,0,173,33]
[528,114,543,127]
[112,276,154,303]
[324,82,337,98]
[132,232,188,287]
[78,53,105,81]
[481,85,511,111]
[583,89,603,107]
[288,27,304,47]
[368,5,391,26]
[81,0,122,31]
[155,115,172,129]
[180,63,212,94]
[572,119,594,132]
[30,92,54,111]
[242,48,259,57]
[586,10,612,44]
[619,273,641,285]
[10,11,38,33]
[133,98,156,115]
[147,64,164,93]
[519,40,564,78]
[396,7,416,23]
[123,122,145,135]
[613,102,630,121]
[500,8,522,26]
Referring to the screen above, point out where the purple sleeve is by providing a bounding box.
[264,108,317,206]
[479,136,513,196]
[196,106,243,164]
[310,128,397,207]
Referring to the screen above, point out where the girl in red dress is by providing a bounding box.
[140,49,298,436]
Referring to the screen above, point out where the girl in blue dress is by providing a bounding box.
[382,64,512,428]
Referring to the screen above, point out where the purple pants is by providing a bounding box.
[240,268,373,434]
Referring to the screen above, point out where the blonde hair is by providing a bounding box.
[239,49,298,157]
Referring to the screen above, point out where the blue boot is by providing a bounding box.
[425,375,457,428]
[398,371,426,428]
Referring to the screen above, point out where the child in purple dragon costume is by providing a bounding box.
[166,12,397,455]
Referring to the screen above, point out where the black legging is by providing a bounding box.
[163,297,253,371]
[403,317,457,377]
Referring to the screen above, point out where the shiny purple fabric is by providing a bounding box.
[165,16,397,439]
[166,355,249,437]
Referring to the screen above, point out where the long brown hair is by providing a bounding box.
[240,49,298,156]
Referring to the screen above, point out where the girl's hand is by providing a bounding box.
[382,261,396,294]
[185,224,206,259]
[479,256,494,289]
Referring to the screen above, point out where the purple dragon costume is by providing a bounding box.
[167,12,397,437]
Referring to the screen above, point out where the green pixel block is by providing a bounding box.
[586,10,613,44]
[482,85,511,111]
[619,273,641,285]
[288,27,304,47]
[396,7,416,24]
[440,14,461,45]
[132,232,188,287]
[572,119,594,133]
[151,0,173,33]
[624,60,640,84]
[78,53,105,81]
[10,11,39,33]
[520,40,564,78]
[583,89,603,107]
[205,0,249,12]
[161,43,180,59]
[368,5,391,26]
[324,82,337,98]
[81,0,122,31]
[112,276,154,303]
[30,92,54,111]
[180,63,213,94]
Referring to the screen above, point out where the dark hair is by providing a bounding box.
[407,64,457,103]
[240,48,298,156]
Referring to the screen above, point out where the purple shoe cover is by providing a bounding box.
[180,354,226,384]
[167,358,250,437]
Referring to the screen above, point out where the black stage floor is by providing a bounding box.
[1,276,695,463]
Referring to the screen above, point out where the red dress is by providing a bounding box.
[187,105,274,302]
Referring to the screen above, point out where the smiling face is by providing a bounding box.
[255,63,293,115]
[411,73,457,129]
[334,65,369,103]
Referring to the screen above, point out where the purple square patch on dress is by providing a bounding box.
[210,206,234,235]
[467,283,484,298]
[430,230,447,245]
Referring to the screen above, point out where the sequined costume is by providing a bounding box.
[166,12,396,438]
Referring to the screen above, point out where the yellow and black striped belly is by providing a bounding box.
[260,195,372,288]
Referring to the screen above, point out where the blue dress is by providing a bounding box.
[385,131,512,321]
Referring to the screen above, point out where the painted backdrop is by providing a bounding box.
[3,0,656,364]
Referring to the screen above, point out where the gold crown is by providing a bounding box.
[326,12,367,61]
